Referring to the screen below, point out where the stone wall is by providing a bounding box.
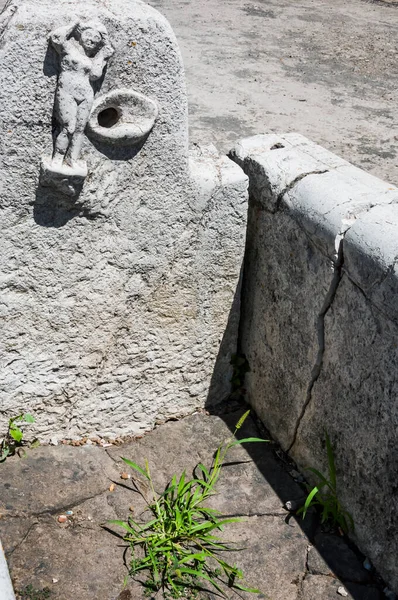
[0,0,247,440]
[231,133,398,592]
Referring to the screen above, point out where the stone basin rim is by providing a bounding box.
[86,88,159,146]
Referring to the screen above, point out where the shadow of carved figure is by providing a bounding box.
[41,20,114,191]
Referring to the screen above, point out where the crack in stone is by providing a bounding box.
[4,487,111,520]
[216,511,287,519]
[5,520,39,558]
[345,270,398,328]
[295,545,312,600]
[287,239,345,453]
[274,170,329,213]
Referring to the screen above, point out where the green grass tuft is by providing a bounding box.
[298,430,354,534]
[110,411,268,598]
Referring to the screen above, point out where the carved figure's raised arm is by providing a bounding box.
[50,22,78,53]
[90,37,114,81]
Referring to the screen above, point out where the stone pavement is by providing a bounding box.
[0,409,384,599]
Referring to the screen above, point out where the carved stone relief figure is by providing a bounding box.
[41,20,114,188]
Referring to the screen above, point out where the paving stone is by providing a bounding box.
[312,533,370,584]
[302,574,381,600]
[107,411,306,519]
[0,445,117,517]
[0,413,383,600]
[9,514,126,600]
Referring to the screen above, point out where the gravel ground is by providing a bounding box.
[146,0,398,183]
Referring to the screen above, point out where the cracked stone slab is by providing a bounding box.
[107,411,306,518]
[231,134,398,594]
[0,445,117,518]
[8,514,127,600]
[301,575,381,600]
[230,133,344,212]
[231,134,398,261]
[292,275,398,592]
[230,133,398,223]
[307,534,370,583]
[237,205,333,450]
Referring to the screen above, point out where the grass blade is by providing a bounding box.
[301,486,319,519]
[122,458,150,480]
[229,437,269,447]
[178,568,226,596]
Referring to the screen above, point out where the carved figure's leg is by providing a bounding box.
[68,98,91,165]
[52,89,77,167]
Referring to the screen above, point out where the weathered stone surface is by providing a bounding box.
[203,516,308,600]
[0,0,247,440]
[2,412,385,600]
[231,134,398,593]
[235,202,331,450]
[8,514,126,600]
[107,411,306,518]
[307,534,370,583]
[301,575,381,600]
[0,516,38,558]
[344,203,398,323]
[294,276,398,591]
[0,445,117,518]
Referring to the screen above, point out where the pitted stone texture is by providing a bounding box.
[0,445,117,517]
[238,205,332,450]
[301,576,381,600]
[231,134,398,593]
[0,0,247,439]
[293,276,398,592]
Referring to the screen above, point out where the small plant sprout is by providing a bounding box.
[110,410,269,598]
[298,431,354,534]
[0,413,35,462]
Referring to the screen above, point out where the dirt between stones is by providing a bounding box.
[1,409,388,599]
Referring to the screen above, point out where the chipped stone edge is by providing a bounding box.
[230,133,398,451]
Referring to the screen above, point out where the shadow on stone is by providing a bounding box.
[33,182,85,227]
[204,268,382,600]
[87,133,149,161]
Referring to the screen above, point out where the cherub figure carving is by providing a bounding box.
[48,20,114,176]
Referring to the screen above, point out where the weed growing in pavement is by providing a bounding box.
[17,584,52,599]
[110,410,268,598]
[298,431,354,534]
[0,413,36,462]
